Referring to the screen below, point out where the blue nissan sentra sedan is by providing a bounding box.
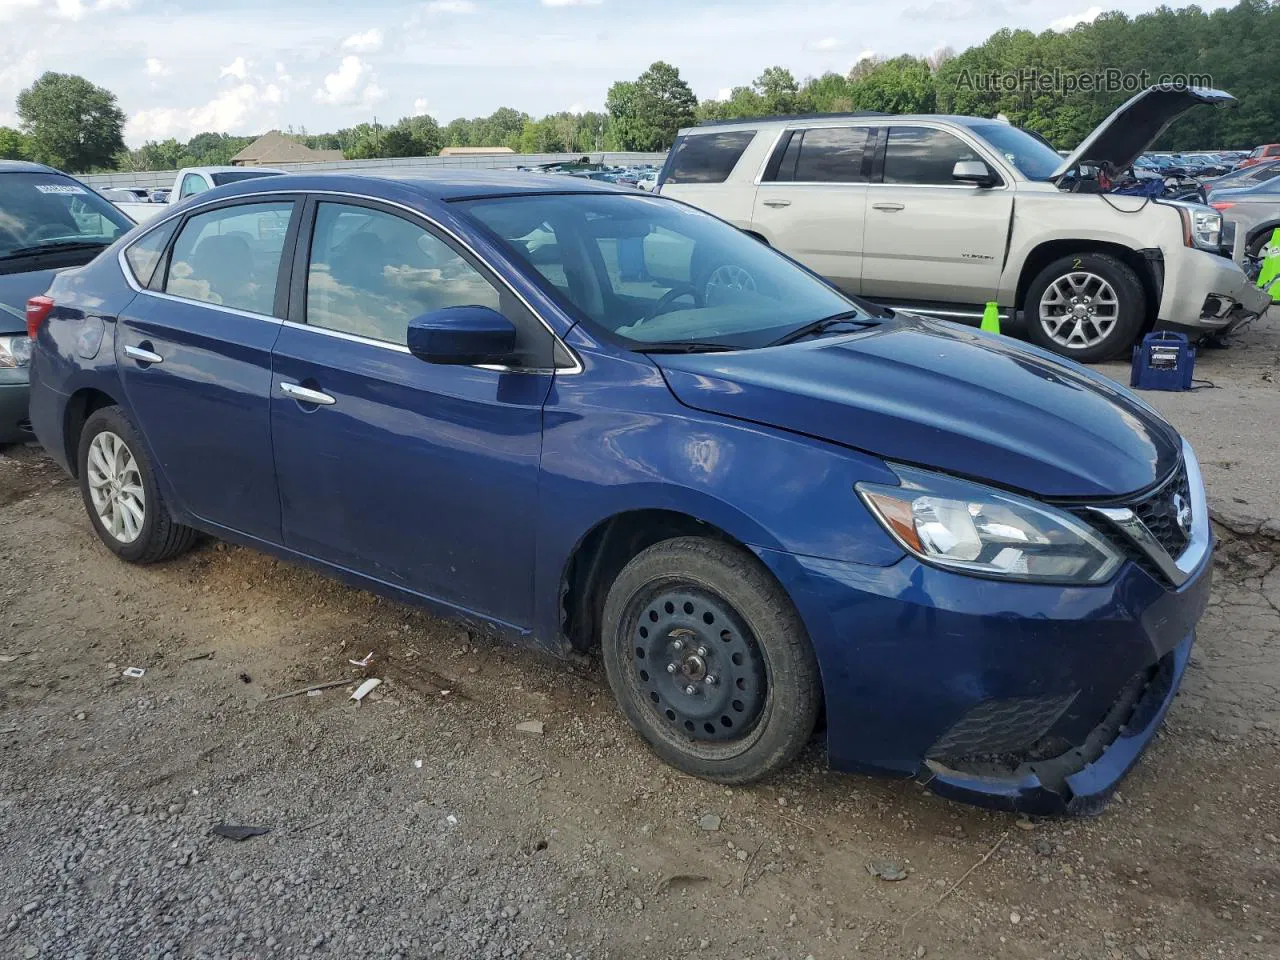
[26,173,1212,814]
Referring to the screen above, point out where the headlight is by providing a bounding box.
[0,334,32,368]
[1175,204,1222,250]
[857,467,1122,584]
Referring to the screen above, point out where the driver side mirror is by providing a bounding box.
[407,306,516,366]
[953,160,999,188]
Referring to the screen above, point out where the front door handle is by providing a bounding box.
[124,344,163,365]
[872,202,905,212]
[279,382,336,406]
[761,199,791,208]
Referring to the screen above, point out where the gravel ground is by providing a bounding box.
[1,320,1278,960]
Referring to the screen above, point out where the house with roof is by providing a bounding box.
[230,132,346,167]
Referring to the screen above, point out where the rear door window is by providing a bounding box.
[664,131,756,184]
[770,127,872,183]
[883,126,984,185]
[164,201,295,315]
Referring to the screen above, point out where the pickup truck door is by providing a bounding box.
[860,125,1013,307]
[750,125,874,295]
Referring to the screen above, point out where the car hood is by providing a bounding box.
[654,315,1181,499]
[0,268,59,334]
[1051,85,1236,183]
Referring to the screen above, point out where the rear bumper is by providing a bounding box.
[0,375,32,445]
[756,544,1212,815]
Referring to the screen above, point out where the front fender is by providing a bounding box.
[532,343,905,647]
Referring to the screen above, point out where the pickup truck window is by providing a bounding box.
[179,175,209,199]
[771,127,872,183]
[664,132,756,185]
[883,127,984,186]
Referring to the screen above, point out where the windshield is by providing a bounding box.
[967,122,1065,181]
[0,173,131,258]
[210,170,284,187]
[457,193,860,350]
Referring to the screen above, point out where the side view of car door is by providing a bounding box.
[859,125,1014,308]
[115,198,300,542]
[268,197,559,630]
[750,125,875,295]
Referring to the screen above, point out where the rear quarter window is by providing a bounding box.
[664,131,756,184]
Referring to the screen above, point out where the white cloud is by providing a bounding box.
[413,96,430,114]
[0,0,128,21]
[425,0,474,11]
[807,37,845,51]
[219,57,249,81]
[128,81,285,142]
[314,55,386,108]
[1050,5,1102,30]
[144,58,168,77]
[342,27,383,52]
[541,0,603,6]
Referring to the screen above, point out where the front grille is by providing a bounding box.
[1131,462,1192,558]
[1071,460,1193,583]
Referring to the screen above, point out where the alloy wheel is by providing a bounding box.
[86,430,146,544]
[1038,271,1120,350]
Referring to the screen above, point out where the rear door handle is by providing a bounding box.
[124,344,163,365]
[872,202,905,212]
[761,199,791,208]
[279,382,336,406]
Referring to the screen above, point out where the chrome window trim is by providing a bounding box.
[117,188,584,375]
[1087,439,1210,588]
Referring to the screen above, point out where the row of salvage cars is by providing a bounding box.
[0,85,1245,815]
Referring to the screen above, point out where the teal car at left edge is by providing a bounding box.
[0,161,133,444]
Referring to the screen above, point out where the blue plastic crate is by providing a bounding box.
[1130,331,1195,392]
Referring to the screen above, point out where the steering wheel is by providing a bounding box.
[635,282,702,325]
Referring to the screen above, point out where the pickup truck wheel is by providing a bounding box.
[600,537,821,785]
[1025,253,1146,362]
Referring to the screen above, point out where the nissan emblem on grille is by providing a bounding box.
[1173,492,1193,536]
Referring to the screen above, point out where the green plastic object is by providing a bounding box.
[1256,227,1280,301]
[980,301,1001,334]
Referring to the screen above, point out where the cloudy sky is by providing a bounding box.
[0,0,1238,145]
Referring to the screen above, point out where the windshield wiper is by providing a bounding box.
[0,240,109,260]
[771,310,872,346]
[638,341,736,354]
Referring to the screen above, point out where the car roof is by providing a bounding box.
[678,114,1014,135]
[208,169,629,203]
[0,160,62,175]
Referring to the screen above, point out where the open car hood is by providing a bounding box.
[1051,85,1236,183]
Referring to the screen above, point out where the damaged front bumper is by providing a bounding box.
[1159,245,1271,335]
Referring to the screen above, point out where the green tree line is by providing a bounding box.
[6,1,1280,173]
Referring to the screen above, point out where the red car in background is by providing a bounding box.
[1237,144,1280,168]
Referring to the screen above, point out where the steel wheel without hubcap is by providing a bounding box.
[704,264,758,301]
[629,583,769,751]
[86,431,146,544]
[1038,271,1120,350]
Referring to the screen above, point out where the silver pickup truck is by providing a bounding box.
[658,85,1268,362]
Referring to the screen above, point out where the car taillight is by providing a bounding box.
[1210,202,1235,211]
[25,295,54,339]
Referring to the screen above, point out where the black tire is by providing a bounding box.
[77,405,198,564]
[1023,252,1147,363]
[600,537,821,784]
[1247,229,1274,260]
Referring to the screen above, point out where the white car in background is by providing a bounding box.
[110,166,286,222]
